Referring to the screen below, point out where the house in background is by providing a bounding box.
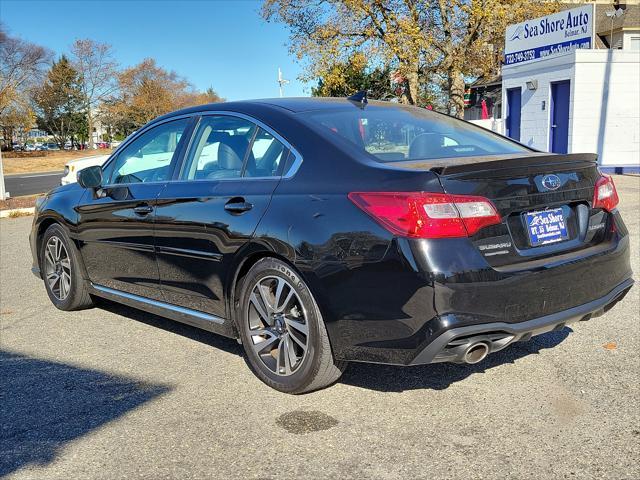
[594,2,640,48]
[464,75,502,122]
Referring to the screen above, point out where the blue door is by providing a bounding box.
[550,81,570,154]
[506,88,521,141]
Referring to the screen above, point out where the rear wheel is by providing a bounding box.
[40,224,93,311]
[237,258,346,394]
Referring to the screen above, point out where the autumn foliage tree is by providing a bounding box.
[263,0,559,117]
[0,26,51,148]
[103,58,223,135]
[431,0,559,116]
[2,28,225,148]
[263,0,430,105]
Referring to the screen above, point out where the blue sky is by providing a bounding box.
[0,0,308,100]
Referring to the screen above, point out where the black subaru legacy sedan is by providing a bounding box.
[29,97,633,393]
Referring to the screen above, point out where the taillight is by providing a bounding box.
[593,175,619,212]
[348,192,501,239]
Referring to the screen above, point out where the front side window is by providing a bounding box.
[300,105,529,163]
[181,116,257,180]
[108,118,189,184]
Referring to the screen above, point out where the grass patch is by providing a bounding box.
[7,210,33,218]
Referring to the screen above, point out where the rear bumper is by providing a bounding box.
[410,277,633,365]
[326,213,632,365]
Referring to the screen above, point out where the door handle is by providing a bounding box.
[134,204,154,215]
[224,197,253,214]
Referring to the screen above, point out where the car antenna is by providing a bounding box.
[347,90,368,109]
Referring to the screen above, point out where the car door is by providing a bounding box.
[154,114,289,319]
[76,117,193,301]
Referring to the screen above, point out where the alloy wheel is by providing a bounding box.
[44,236,72,301]
[246,276,309,376]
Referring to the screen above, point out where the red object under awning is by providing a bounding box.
[481,99,489,120]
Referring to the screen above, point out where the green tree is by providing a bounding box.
[311,53,396,100]
[32,56,85,148]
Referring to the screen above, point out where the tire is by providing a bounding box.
[237,257,346,394]
[40,223,94,311]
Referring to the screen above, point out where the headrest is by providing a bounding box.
[217,136,249,170]
[408,133,447,159]
[207,131,230,144]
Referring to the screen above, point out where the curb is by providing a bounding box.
[0,207,35,218]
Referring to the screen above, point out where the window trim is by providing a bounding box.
[240,122,259,178]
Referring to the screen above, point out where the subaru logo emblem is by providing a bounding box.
[541,174,562,191]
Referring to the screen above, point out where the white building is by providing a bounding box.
[502,49,639,172]
[472,3,640,174]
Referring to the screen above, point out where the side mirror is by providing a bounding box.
[77,165,103,189]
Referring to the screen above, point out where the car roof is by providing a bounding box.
[251,97,399,112]
[151,97,403,125]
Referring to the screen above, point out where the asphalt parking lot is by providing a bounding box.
[1,175,638,480]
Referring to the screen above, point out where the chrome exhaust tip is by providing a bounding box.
[463,342,490,364]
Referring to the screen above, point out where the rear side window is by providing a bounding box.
[299,106,528,163]
[245,128,287,178]
[181,116,287,180]
[181,116,257,180]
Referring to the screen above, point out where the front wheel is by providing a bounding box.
[40,224,94,311]
[237,258,346,394]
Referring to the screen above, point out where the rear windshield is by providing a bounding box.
[299,105,528,162]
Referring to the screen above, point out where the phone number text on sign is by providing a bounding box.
[505,50,536,65]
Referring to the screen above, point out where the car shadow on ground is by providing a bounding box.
[97,300,572,394]
[0,350,171,477]
[97,299,244,357]
[339,328,572,392]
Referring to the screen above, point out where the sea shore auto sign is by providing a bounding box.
[504,5,594,66]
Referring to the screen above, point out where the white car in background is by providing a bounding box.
[60,154,111,185]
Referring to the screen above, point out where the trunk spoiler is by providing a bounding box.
[392,153,598,176]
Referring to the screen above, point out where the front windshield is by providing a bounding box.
[300,105,528,163]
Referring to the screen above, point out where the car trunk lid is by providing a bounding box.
[393,153,609,267]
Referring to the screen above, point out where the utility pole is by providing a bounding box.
[605,7,625,49]
[278,67,289,98]
[0,149,8,200]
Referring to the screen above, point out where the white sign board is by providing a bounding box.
[504,5,594,66]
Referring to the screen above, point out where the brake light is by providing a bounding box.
[593,175,619,212]
[348,192,501,239]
